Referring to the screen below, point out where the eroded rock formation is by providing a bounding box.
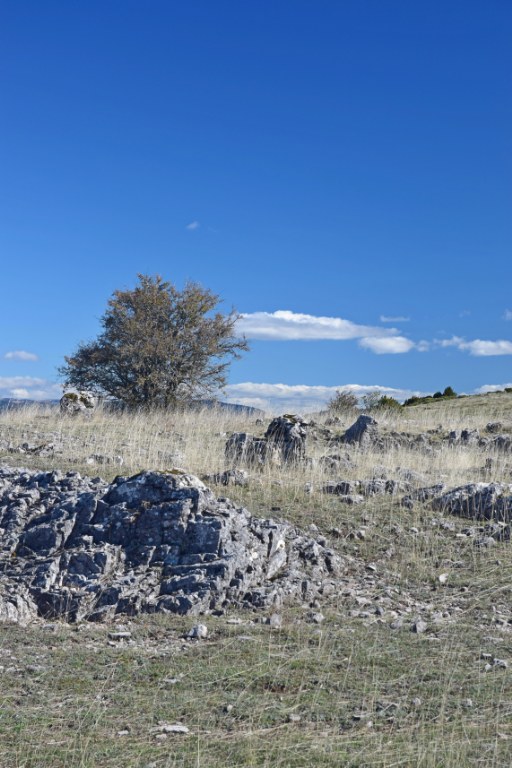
[0,465,341,624]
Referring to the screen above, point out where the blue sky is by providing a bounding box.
[1,1,511,411]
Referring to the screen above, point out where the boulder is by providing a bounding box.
[60,391,96,415]
[0,465,342,623]
[342,415,379,447]
[264,414,308,463]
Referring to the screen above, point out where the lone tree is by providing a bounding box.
[59,274,248,408]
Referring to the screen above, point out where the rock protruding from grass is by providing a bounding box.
[225,414,309,467]
[432,482,512,521]
[0,465,341,624]
[342,415,379,446]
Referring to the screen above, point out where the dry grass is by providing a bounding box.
[0,393,511,766]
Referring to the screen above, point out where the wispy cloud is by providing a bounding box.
[4,350,38,361]
[237,310,402,342]
[0,377,62,401]
[379,315,410,323]
[223,382,423,413]
[503,309,512,321]
[358,336,415,354]
[438,336,512,356]
[185,220,200,231]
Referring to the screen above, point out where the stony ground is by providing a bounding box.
[0,395,511,766]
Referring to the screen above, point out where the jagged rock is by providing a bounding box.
[264,414,308,463]
[226,414,308,467]
[461,429,480,445]
[60,391,96,415]
[322,480,359,496]
[432,483,512,521]
[489,435,512,452]
[225,433,280,468]
[486,422,503,434]
[342,416,379,447]
[322,476,411,498]
[0,465,342,624]
[402,484,446,508]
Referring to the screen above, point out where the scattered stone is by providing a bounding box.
[288,713,301,723]
[187,623,208,640]
[86,454,124,466]
[412,620,428,634]
[152,723,189,735]
[203,469,249,487]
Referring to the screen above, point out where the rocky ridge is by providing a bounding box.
[0,465,341,624]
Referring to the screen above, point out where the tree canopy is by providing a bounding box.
[59,274,248,408]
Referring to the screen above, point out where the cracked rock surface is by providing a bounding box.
[0,465,341,624]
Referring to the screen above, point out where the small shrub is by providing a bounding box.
[327,389,359,414]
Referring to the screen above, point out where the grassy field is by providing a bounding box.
[0,394,511,767]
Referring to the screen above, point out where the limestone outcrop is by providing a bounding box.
[226,414,308,467]
[0,465,341,624]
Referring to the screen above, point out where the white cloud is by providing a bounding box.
[237,310,400,342]
[186,220,200,231]
[0,377,62,401]
[437,336,512,356]
[223,382,423,413]
[474,383,512,394]
[503,310,512,321]
[379,315,410,323]
[10,388,30,398]
[358,336,416,354]
[4,350,38,361]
